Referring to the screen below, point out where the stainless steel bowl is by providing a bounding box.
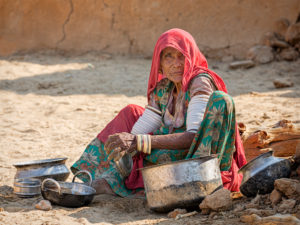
[14,178,41,198]
[115,153,133,178]
[14,158,70,181]
[141,156,222,212]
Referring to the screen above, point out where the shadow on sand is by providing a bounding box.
[0,54,299,98]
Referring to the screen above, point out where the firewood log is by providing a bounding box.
[269,139,300,157]
[242,120,300,161]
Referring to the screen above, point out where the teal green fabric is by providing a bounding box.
[186,91,236,171]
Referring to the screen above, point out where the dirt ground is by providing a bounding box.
[0,52,299,225]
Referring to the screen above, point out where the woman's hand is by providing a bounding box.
[104,132,137,161]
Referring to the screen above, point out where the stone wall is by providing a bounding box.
[0,0,299,58]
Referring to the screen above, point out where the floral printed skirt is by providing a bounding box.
[71,91,236,197]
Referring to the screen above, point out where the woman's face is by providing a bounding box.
[160,47,185,84]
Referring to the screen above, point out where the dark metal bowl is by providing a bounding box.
[41,170,96,208]
[239,151,292,197]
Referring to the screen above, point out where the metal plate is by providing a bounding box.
[13,158,68,167]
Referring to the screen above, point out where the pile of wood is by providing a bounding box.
[240,120,300,161]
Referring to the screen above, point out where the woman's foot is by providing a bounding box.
[91,178,117,196]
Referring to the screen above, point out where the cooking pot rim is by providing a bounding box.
[238,151,273,173]
[140,154,218,171]
[41,170,96,196]
[13,157,68,167]
[42,181,96,196]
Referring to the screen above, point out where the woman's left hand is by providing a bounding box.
[104,132,136,161]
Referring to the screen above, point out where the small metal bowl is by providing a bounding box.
[115,153,133,178]
[14,178,41,198]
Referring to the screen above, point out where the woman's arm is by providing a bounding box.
[151,132,195,150]
[104,131,195,159]
[105,76,214,158]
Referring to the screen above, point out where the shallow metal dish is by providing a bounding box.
[14,158,70,181]
[239,151,291,197]
[41,170,96,208]
[141,155,222,212]
[14,178,41,198]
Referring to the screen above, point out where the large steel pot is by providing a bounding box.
[239,151,292,197]
[14,158,70,181]
[41,170,96,208]
[141,156,222,212]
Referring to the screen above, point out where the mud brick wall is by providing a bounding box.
[0,0,299,58]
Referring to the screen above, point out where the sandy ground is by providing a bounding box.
[0,52,299,225]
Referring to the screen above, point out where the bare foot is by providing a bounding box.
[91,179,117,196]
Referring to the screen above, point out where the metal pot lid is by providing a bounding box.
[13,157,68,167]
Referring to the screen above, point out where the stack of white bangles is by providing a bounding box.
[131,105,162,135]
[186,94,210,133]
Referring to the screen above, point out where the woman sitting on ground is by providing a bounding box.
[71,28,247,196]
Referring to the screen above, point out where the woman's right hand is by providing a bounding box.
[104,132,137,161]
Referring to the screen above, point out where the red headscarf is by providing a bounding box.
[146,28,247,191]
[147,28,227,100]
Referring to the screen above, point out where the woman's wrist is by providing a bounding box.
[126,135,137,153]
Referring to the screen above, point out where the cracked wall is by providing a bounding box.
[56,0,73,47]
[0,0,299,58]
